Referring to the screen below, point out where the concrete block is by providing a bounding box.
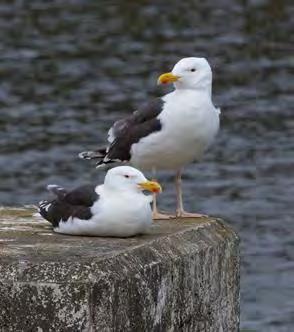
[0,207,239,331]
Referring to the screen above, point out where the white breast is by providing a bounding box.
[130,90,220,170]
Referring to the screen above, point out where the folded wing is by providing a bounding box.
[38,184,98,228]
[97,98,164,166]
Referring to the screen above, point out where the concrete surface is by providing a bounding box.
[0,207,240,332]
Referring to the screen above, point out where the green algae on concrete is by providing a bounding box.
[0,207,240,331]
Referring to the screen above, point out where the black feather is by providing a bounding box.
[38,185,99,228]
[79,98,164,165]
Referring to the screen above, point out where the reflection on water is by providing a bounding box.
[0,0,293,330]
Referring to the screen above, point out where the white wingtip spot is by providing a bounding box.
[39,200,51,212]
[78,152,87,159]
[47,184,59,191]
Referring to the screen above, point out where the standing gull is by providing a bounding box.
[38,166,161,237]
[79,57,220,219]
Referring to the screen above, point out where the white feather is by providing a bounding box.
[130,89,220,170]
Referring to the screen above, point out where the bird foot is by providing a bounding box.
[152,211,174,220]
[175,210,207,219]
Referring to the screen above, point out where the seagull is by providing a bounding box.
[38,166,161,237]
[79,57,220,219]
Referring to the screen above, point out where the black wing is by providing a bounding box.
[60,185,98,206]
[101,98,164,164]
[109,98,164,139]
[39,184,99,228]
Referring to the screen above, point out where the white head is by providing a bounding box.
[103,166,162,194]
[158,57,212,91]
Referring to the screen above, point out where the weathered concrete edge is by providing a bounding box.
[0,218,239,283]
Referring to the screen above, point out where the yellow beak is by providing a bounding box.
[157,72,180,85]
[138,180,162,193]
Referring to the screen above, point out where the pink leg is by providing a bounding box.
[151,167,174,220]
[175,169,206,218]
[152,192,174,220]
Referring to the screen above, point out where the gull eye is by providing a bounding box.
[124,174,130,178]
[190,68,196,72]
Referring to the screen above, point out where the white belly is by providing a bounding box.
[130,95,220,170]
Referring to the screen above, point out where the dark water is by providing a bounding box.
[0,0,293,330]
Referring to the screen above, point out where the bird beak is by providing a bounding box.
[138,180,162,193]
[157,72,180,85]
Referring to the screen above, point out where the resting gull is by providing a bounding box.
[38,166,161,237]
